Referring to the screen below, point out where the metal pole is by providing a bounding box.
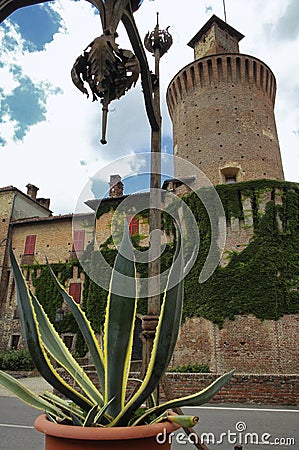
[142,14,162,373]
[223,0,227,22]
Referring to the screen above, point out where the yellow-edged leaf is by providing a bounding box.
[31,294,103,406]
[9,243,92,412]
[103,221,137,418]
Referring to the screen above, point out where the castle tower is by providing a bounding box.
[166,15,284,184]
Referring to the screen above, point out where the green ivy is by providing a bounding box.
[31,261,81,338]
[32,266,64,323]
[182,181,299,327]
[169,363,210,373]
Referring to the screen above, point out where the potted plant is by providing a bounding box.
[0,225,233,449]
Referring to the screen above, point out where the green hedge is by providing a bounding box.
[0,349,35,371]
[169,363,210,373]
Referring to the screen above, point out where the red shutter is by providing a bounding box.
[24,235,36,255]
[127,216,139,236]
[69,283,81,303]
[72,230,85,252]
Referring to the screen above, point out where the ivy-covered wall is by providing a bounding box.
[181,180,299,327]
[164,179,299,373]
[28,180,299,357]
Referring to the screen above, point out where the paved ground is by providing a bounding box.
[0,377,52,450]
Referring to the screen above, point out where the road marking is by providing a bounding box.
[186,406,299,413]
[0,423,34,429]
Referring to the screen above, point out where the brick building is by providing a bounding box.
[0,178,149,351]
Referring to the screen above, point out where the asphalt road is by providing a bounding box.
[171,405,298,450]
[0,397,297,450]
[0,397,43,450]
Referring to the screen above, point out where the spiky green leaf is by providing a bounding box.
[0,371,64,418]
[112,228,184,426]
[134,370,234,425]
[104,221,137,417]
[94,397,115,425]
[47,263,105,393]
[83,405,99,427]
[31,294,103,406]
[40,392,85,421]
[9,243,92,412]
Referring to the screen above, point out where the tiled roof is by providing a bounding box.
[12,212,93,225]
[0,185,52,213]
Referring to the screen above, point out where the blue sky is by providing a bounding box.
[0,0,299,213]
[9,4,61,50]
[0,5,62,144]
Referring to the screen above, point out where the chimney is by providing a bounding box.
[26,183,39,200]
[109,175,124,198]
[37,198,51,209]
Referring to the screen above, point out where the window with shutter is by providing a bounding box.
[72,230,85,252]
[127,216,139,236]
[24,235,36,255]
[69,282,81,303]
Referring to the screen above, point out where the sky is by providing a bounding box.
[0,0,299,214]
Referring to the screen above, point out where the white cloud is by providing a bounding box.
[0,64,18,95]
[0,0,298,213]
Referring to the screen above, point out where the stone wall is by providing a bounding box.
[0,190,14,307]
[172,315,299,375]
[61,370,299,406]
[11,217,74,265]
[160,373,299,406]
[0,209,151,351]
[95,210,150,248]
[95,210,114,248]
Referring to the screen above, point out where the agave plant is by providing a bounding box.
[0,224,233,427]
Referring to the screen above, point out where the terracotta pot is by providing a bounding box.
[34,414,180,450]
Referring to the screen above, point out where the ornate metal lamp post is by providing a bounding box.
[71,4,172,370]
[142,13,172,370]
[71,0,161,145]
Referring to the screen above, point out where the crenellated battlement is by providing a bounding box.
[167,53,276,116]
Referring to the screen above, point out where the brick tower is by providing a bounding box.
[166,15,284,184]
